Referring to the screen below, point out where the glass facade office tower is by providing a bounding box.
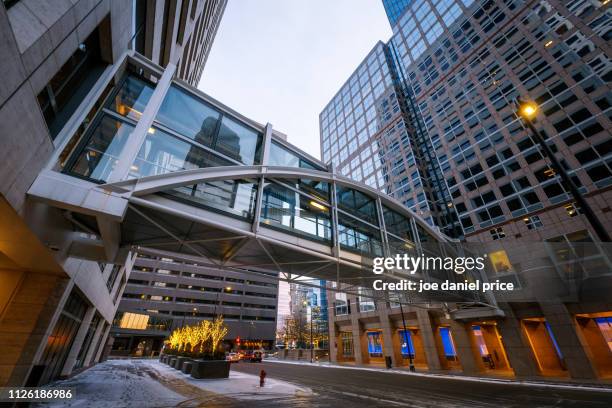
[382,0,415,27]
[0,0,226,387]
[321,0,612,382]
[321,0,612,242]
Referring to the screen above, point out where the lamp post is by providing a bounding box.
[214,286,232,317]
[303,299,313,362]
[399,300,415,372]
[516,99,610,242]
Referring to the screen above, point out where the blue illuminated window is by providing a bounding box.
[544,322,564,360]
[399,330,415,357]
[367,331,383,356]
[439,327,456,357]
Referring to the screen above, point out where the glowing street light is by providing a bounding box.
[515,98,610,241]
[519,101,538,120]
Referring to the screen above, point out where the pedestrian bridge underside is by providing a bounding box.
[29,165,499,313]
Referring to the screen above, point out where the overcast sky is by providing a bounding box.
[198,0,392,159]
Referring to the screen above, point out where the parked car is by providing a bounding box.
[225,352,240,362]
[242,350,263,362]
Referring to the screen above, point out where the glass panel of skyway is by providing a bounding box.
[155,85,262,165]
[163,179,259,220]
[131,127,232,177]
[260,181,332,242]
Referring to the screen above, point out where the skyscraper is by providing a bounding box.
[320,0,612,382]
[381,0,414,27]
[321,0,612,242]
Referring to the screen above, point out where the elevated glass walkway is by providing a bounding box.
[27,53,500,312]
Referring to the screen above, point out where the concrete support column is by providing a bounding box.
[83,318,105,367]
[496,303,539,377]
[540,302,598,380]
[94,324,112,363]
[60,307,96,376]
[416,309,442,371]
[350,314,366,364]
[378,306,398,367]
[328,317,338,363]
[448,320,478,375]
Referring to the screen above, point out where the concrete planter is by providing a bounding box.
[181,361,194,374]
[175,357,189,370]
[190,360,231,379]
[160,355,168,364]
[168,357,178,368]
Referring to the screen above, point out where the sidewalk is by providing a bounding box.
[153,360,314,400]
[266,358,612,392]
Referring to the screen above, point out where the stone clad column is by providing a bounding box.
[416,309,442,371]
[540,302,598,379]
[448,320,478,375]
[328,310,338,363]
[496,303,539,377]
[378,303,398,367]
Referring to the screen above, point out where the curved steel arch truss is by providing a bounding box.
[99,165,495,307]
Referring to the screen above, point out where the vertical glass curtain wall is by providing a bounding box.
[64,75,154,182]
[64,75,264,182]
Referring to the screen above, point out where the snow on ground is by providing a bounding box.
[153,360,313,400]
[34,360,185,408]
[33,359,312,408]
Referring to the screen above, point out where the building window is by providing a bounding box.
[524,215,543,230]
[398,329,415,358]
[367,331,383,357]
[340,332,354,358]
[490,227,506,240]
[595,317,612,352]
[37,18,111,140]
[439,327,457,360]
[565,203,582,217]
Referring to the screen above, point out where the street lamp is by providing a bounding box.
[214,286,232,317]
[516,98,610,241]
[398,300,415,372]
[302,299,315,362]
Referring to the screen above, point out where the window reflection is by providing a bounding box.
[167,179,258,220]
[132,128,231,177]
[338,213,383,257]
[216,116,261,165]
[269,141,323,170]
[276,178,330,202]
[66,114,134,182]
[261,182,332,241]
[383,206,415,242]
[156,86,219,146]
[155,86,262,165]
[336,185,378,225]
[107,75,154,121]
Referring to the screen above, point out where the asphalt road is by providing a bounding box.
[232,360,612,408]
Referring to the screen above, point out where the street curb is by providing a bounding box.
[265,359,612,392]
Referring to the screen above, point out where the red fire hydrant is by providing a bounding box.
[259,369,266,387]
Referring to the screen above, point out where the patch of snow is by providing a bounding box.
[152,361,313,400]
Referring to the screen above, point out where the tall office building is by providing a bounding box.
[0,0,225,387]
[321,0,612,382]
[321,0,612,242]
[382,0,414,27]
